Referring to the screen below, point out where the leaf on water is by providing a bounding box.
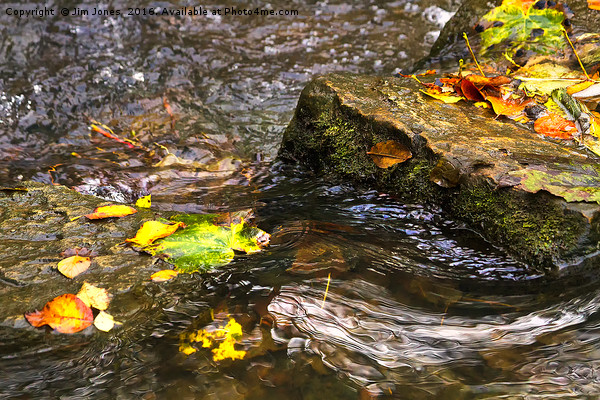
[135,194,151,208]
[94,311,118,332]
[77,282,110,310]
[143,214,270,273]
[150,269,179,282]
[25,294,94,333]
[589,0,600,11]
[126,220,185,246]
[508,165,600,203]
[479,3,566,56]
[179,318,246,361]
[57,255,91,279]
[534,113,577,139]
[367,140,412,169]
[85,205,137,220]
[420,89,464,103]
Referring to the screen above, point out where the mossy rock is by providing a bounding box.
[279,73,600,273]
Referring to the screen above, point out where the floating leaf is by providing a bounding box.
[534,114,577,139]
[367,140,412,168]
[77,282,110,310]
[420,89,464,103]
[151,269,179,282]
[126,220,185,246]
[85,205,137,220]
[143,214,270,273]
[25,294,94,333]
[135,194,151,208]
[589,0,600,11]
[94,311,118,332]
[479,3,566,56]
[179,318,246,361]
[57,255,91,279]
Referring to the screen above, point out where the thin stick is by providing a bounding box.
[321,273,331,308]
[463,32,485,77]
[564,29,590,80]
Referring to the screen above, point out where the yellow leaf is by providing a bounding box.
[135,194,151,208]
[94,311,118,332]
[366,140,412,169]
[150,269,179,282]
[126,221,185,246]
[77,282,111,310]
[57,255,91,279]
[179,318,246,361]
[85,205,137,220]
[420,89,464,103]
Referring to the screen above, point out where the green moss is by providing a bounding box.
[451,182,585,268]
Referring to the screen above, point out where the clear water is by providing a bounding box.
[2,1,600,399]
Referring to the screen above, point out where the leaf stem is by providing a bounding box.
[564,29,590,80]
[463,32,485,77]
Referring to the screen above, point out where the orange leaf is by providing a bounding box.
[466,74,512,88]
[460,79,485,101]
[57,255,91,279]
[85,205,137,220]
[25,294,94,333]
[486,95,536,118]
[588,0,600,10]
[367,140,412,168]
[126,220,185,246]
[151,270,179,282]
[534,114,577,139]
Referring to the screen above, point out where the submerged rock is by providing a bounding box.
[279,73,600,272]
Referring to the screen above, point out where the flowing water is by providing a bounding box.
[2,1,600,399]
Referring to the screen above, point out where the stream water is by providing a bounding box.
[2,1,600,399]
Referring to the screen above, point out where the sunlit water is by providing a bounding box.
[2,1,600,399]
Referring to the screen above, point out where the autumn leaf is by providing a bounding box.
[367,140,412,168]
[179,318,246,361]
[589,0,600,11]
[534,114,577,139]
[126,220,185,246]
[77,282,110,310]
[459,78,485,101]
[420,89,464,103]
[143,214,270,273]
[25,294,94,333]
[151,269,179,282]
[135,194,151,208]
[479,2,566,56]
[85,205,137,220]
[486,95,537,118]
[94,311,118,332]
[57,255,91,279]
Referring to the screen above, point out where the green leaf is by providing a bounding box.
[479,4,566,56]
[143,214,269,273]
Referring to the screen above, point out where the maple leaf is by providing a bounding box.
[479,3,566,56]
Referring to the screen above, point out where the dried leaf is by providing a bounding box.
[420,89,464,104]
[151,269,179,282]
[486,95,536,118]
[77,282,110,310]
[534,114,577,139]
[126,220,185,246]
[94,311,118,332]
[85,205,137,220]
[57,255,91,279]
[135,194,151,208]
[367,140,412,168]
[25,294,94,333]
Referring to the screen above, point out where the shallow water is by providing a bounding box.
[2,1,600,399]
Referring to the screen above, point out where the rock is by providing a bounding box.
[278,73,600,272]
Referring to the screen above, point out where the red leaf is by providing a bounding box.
[25,294,94,333]
[534,114,577,139]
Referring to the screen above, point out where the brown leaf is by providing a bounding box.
[367,140,412,168]
[459,79,485,102]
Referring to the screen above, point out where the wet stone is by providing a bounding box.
[279,73,600,272]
